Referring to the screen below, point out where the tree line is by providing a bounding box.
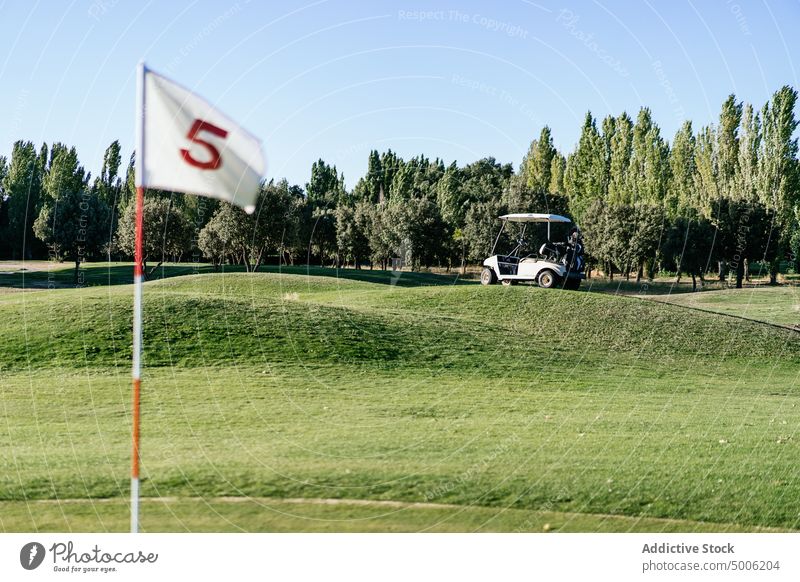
[0,85,797,289]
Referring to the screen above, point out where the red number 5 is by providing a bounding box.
[180,119,228,170]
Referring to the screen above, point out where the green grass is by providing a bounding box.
[1,269,799,532]
[650,286,800,328]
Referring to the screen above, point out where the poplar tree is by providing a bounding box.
[607,112,633,205]
[693,125,720,217]
[565,111,605,220]
[2,141,42,259]
[628,108,670,205]
[364,149,383,202]
[668,121,696,216]
[757,86,799,283]
[716,94,743,200]
[601,114,615,195]
[735,104,761,201]
[523,126,556,193]
[548,153,566,195]
[0,156,7,257]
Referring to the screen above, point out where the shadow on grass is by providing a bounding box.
[0,262,473,289]
[582,275,795,296]
[580,277,725,296]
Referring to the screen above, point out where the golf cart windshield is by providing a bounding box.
[492,214,573,256]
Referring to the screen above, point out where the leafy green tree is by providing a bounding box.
[276,183,306,265]
[600,114,615,194]
[735,104,760,201]
[715,199,775,287]
[435,162,472,271]
[605,204,636,278]
[628,107,670,205]
[565,111,605,220]
[716,94,743,200]
[757,86,799,283]
[693,124,728,279]
[197,218,227,270]
[608,112,633,205]
[379,149,402,200]
[668,121,697,216]
[33,147,106,282]
[33,190,108,283]
[335,201,370,268]
[116,196,192,275]
[443,157,512,269]
[790,202,800,272]
[503,173,569,215]
[0,156,9,257]
[360,201,395,270]
[693,125,720,218]
[583,202,662,280]
[383,195,448,270]
[364,149,383,202]
[304,160,344,264]
[463,198,507,262]
[197,181,302,272]
[42,145,87,200]
[92,141,124,257]
[436,162,464,225]
[391,162,415,200]
[661,214,717,290]
[122,153,136,211]
[460,157,513,203]
[629,203,665,281]
[306,159,344,207]
[579,199,612,277]
[3,141,43,259]
[0,156,8,188]
[309,207,337,265]
[94,140,122,206]
[414,156,445,198]
[548,153,566,195]
[522,126,556,193]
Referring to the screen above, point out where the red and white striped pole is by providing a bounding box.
[131,185,143,533]
[132,61,147,534]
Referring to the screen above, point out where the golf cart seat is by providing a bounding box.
[539,242,562,261]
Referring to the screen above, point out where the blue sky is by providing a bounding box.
[0,0,798,188]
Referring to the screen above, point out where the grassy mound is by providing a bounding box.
[3,272,797,370]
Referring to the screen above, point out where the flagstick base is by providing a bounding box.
[131,477,140,533]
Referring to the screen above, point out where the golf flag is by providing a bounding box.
[137,63,266,213]
[130,62,266,534]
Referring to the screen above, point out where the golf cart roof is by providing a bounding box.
[499,213,572,223]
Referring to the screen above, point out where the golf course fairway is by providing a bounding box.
[1,270,798,532]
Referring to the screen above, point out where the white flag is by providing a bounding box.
[136,63,265,213]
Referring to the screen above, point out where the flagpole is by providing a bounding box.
[132,61,146,534]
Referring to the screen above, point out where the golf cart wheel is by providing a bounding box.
[480,267,496,286]
[538,270,557,289]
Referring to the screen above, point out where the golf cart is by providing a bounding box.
[480,213,585,289]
